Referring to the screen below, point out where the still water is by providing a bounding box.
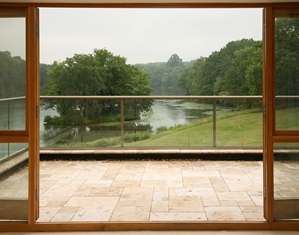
[137,100,213,131]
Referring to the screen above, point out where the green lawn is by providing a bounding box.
[48,107,299,149]
[124,109,263,148]
[125,107,299,148]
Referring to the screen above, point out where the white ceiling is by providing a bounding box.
[0,0,298,4]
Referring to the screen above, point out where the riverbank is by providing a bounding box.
[42,108,262,148]
[124,109,263,148]
[40,106,299,149]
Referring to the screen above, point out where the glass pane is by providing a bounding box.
[123,99,214,148]
[0,143,8,160]
[0,143,28,221]
[0,16,26,130]
[40,99,121,148]
[216,98,263,148]
[274,142,299,220]
[275,16,299,130]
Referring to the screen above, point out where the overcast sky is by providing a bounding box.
[0,18,26,59]
[0,8,263,64]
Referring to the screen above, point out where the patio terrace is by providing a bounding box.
[1,156,298,222]
[36,159,264,222]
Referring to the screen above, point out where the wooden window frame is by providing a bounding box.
[272,8,299,138]
[0,5,39,225]
[270,6,299,221]
[0,1,299,232]
[0,7,28,141]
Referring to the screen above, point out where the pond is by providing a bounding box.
[137,100,213,131]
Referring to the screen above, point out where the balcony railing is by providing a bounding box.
[40,95,263,150]
[1,95,299,155]
[0,96,27,160]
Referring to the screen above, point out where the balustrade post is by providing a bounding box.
[7,100,10,130]
[120,99,125,147]
[213,99,216,147]
[7,143,10,158]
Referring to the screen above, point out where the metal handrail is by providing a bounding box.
[275,96,299,99]
[0,96,25,102]
[40,95,263,100]
[0,95,298,101]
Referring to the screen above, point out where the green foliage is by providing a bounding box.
[179,57,206,95]
[179,18,299,104]
[123,131,151,143]
[44,49,152,127]
[167,53,183,67]
[0,51,53,98]
[215,41,262,96]
[180,39,263,97]
[137,54,192,95]
[275,18,299,96]
[46,49,151,96]
[0,51,25,98]
[40,64,51,95]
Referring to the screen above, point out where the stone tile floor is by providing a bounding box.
[3,159,299,222]
[36,160,264,222]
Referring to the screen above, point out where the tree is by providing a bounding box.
[178,39,263,108]
[40,63,51,95]
[167,54,183,67]
[180,39,263,99]
[179,58,205,95]
[180,18,299,104]
[215,42,262,96]
[44,49,151,127]
[0,51,26,98]
[275,18,299,96]
[137,54,188,95]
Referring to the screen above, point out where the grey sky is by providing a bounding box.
[40,8,262,64]
[0,8,263,64]
[0,18,26,59]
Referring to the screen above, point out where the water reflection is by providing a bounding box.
[138,100,212,132]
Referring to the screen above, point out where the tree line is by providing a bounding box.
[0,18,297,122]
[0,51,25,99]
[179,18,299,100]
[0,50,52,99]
